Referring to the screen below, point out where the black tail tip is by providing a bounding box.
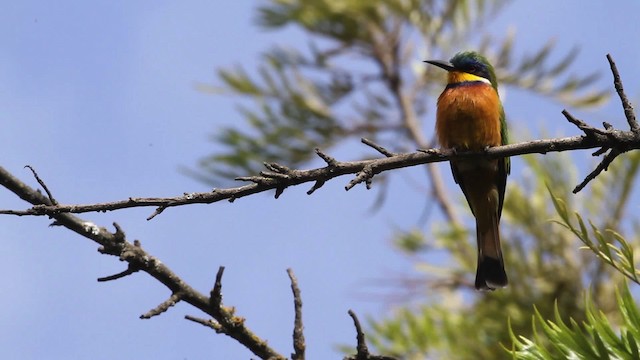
[475,257,508,290]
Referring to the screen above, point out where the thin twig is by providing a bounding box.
[210,266,225,310]
[24,165,58,205]
[573,149,621,194]
[140,292,182,319]
[362,138,396,157]
[607,54,639,133]
[97,264,140,282]
[344,310,398,360]
[315,148,339,167]
[349,310,369,356]
[185,315,222,332]
[288,269,305,360]
[306,179,326,195]
[562,110,609,137]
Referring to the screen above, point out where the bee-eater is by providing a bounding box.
[425,51,510,290]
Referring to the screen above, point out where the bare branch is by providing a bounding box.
[362,138,396,157]
[348,310,369,357]
[4,121,640,219]
[0,167,286,360]
[210,266,225,310]
[288,268,305,360]
[344,310,397,360]
[562,110,609,137]
[607,54,639,133]
[7,55,635,217]
[573,149,621,194]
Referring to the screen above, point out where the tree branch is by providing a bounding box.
[344,310,397,360]
[4,52,635,219]
[607,54,639,133]
[288,268,306,360]
[0,167,286,360]
[3,116,639,219]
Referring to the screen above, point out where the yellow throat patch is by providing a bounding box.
[448,71,491,85]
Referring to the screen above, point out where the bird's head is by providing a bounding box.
[425,51,498,90]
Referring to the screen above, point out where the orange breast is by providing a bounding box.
[435,83,502,150]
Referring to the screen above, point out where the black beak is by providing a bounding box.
[424,60,455,72]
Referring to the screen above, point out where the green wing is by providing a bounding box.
[497,106,509,218]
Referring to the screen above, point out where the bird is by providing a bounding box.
[424,51,510,290]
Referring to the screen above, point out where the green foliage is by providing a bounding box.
[504,154,640,359]
[510,284,640,359]
[364,149,640,359]
[361,157,576,358]
[549,188,640,285]
[193,0,609,184]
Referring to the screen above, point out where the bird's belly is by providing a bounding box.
[435,85,502,150]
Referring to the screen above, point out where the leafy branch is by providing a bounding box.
[549,188,640,285]
[510,284,640,359]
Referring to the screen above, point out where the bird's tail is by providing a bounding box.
[474,211,507,290]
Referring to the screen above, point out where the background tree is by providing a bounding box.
[192,1,629,358]
[1,1,640,359]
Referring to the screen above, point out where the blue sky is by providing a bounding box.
[1,1,639,359]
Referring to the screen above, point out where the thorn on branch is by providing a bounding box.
[361,138,395,157]
[287,268,305,360]
[24,165,58,205]
[140,292,182,319]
